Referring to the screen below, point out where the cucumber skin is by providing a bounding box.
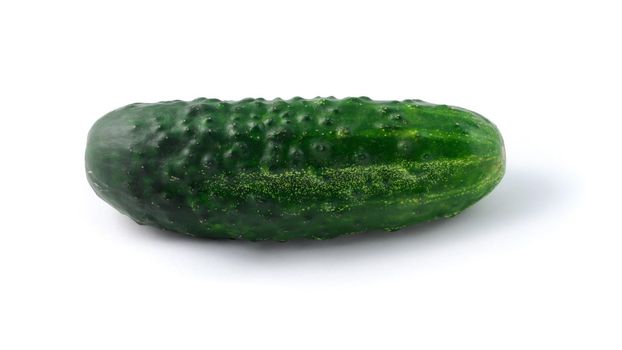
[86,97,505,240]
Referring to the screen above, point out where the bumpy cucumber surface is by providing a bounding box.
[86,97,505,240]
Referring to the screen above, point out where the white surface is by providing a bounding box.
[1,1,621,349]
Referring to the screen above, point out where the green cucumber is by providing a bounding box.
[86,97,505,240]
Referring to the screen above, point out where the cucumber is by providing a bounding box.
[86,97,505,240]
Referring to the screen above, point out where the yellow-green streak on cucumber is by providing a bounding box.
[85,97,505,240]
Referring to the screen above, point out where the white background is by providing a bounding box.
[1,1,620,349]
